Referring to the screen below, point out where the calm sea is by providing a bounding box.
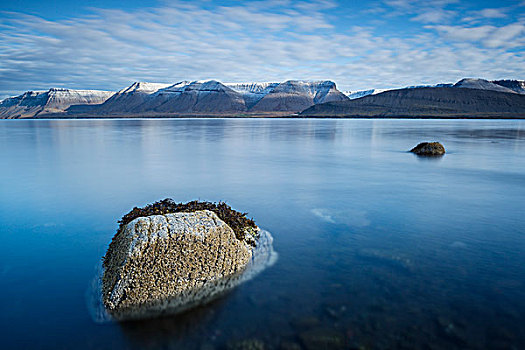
[1,119,524,349]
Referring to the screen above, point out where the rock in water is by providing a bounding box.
[410,142,446,156]
[101,200,273,321]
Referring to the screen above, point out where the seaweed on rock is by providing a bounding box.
[116,198,258,243]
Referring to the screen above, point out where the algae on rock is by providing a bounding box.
[116,198,259,243]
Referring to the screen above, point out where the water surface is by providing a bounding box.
[1,119,524,349]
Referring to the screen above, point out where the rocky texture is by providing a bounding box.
[410,142,446,156]
[102,210,255,320]
[0,88,114,118]
[300,87,525,118]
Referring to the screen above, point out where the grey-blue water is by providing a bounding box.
[1,119,524,350]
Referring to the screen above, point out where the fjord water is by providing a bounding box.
[1,119,524,349]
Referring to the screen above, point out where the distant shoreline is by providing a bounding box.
[3,115,525,120]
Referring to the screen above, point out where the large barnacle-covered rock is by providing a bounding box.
[101,199,273,321]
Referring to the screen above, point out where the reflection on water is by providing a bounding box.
[119,297,228,349]
[1,118,525,349]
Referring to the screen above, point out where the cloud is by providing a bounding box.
[384,0,458,10]
[462,7,509,23]
[431,24,495,41]
[412,9,456,23]
[476,8,508,18]
[430,22,525,48]
[383,0,458,23]
[0,0,524,99]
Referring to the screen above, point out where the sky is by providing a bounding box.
[0,0,524,98]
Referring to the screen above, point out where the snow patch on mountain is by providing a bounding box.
[344,89,388,100]
[158,80,237,94]
[118,82,171,94]
[225,82,279,94]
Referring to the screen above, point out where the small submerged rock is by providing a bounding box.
[410,142,446,156]
[99,199,276,321]
[227,338,266,350]
[299,328,346,350]
[279,341,302,350]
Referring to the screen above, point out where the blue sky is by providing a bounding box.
[0,0,524,98]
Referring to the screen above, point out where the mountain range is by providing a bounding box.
[1,78,524,119]
[0,80,347,118]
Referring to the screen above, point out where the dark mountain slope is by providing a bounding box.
[300,87,525,118]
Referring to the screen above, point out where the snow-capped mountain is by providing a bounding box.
[137,80,247,113]
[249,80,348,112]
[0,88,114,118]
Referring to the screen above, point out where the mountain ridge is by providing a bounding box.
[2,78,524,118]
[300,86,525,118]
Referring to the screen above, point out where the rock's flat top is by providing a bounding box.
[102,210,253,317]
[410,142,446,156]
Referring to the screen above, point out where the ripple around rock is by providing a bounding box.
[88,225,277,323]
